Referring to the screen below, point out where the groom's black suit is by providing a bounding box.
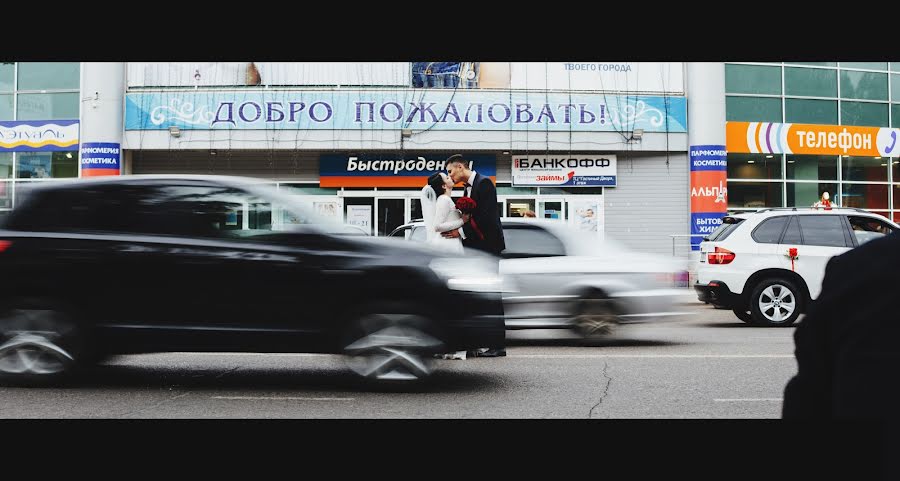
[461,172,505,256]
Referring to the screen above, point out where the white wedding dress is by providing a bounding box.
[424,193,465,254]
[421,188,467,360]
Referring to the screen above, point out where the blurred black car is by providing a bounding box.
[0,175,505,385]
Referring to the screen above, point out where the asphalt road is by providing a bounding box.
[0,303,799,418]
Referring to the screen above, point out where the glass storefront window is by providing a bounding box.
[842,156,888,182]
[410,198,422,221]
[785,62,837,67]
[16,62,79,91]
[784,99,837,124]
[727,154,782,180]
[840,101,888,127]
[840,62,888,71]
[725,64,782,95]
[0,180,10,209]
[376,198,405,236]
[786,155,838,181]
[784,67,837,97]
[892,158,900,182]
[0,153,12,179]
[786,182,838,207]
[842,183,888,209]
[840,71,888,100]
[726,96,782,123]
[343,197,374,235]
[0,63,13,92]
[506,198,536,217]
[727,182,783,209]
[893,105,900,128]
[891,75,900,102]
[15,151,78,179]
[0,94,12,121]
[16,93,79,120]
[892,63,900,73]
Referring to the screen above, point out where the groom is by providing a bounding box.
[442,153,507,357]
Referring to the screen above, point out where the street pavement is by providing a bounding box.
[0,301,799,418]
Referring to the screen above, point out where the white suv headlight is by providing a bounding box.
[428,258,512,293]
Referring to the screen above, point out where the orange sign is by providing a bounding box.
[726,121,900,157]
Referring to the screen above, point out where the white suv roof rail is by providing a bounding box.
[751,207,871,214]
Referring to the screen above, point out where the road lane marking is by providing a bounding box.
[713,398,783,402]
[509,354,793,358]
[179,353,331,357]
[212,396,354,401]
[165,353,795,359]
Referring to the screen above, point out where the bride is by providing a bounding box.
[420,172,469,254]
[421,173,471,360]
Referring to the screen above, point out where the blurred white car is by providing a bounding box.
[389,218,689,337]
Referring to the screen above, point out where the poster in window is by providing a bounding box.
[17,154,52,179]
[346,205,372,234]
[314,201,341,221]
[568,198,604,239]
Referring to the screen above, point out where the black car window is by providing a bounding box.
[502,226,566,258]
[707,217,745,241]
[751,216,789,244]
[781,216,802,244]
[848,215,895,245]
[5,183,136,233]
[133,184,274,240]
[797,215,848,247]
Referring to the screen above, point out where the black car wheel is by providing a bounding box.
[0,300,84,386]
[749,279,804,327]
[342,312,444,385]
[571,296,620,338]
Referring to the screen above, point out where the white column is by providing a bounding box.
[686,62,728,251]
[687,62,726,148]
[79,62,125,177]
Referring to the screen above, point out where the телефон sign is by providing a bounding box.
[512,155,616,187]
[726,121,900,157]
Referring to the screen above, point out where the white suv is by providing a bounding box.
[694,208,898,326]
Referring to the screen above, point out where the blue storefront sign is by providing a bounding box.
[125,90,687,133]
[80,142,121,177]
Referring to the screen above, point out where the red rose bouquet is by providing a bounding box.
[455,196,484,240]
[455,196,477,214]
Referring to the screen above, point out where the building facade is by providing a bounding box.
[7,62,895,256]
[725,62,900,223]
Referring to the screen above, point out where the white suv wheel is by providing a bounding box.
[750,279,803,327]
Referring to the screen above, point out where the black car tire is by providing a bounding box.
[341,310,445,385]
[749,279,804,327]
[732,308,753,323]
[571,295,620,338]
[0,299,86,386]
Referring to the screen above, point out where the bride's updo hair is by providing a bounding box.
[428,172,445,197]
